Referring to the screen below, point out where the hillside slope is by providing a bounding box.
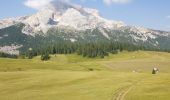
[0,1,170,54]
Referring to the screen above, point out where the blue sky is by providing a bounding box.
[0,0,170,31]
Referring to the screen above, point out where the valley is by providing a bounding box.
[0,0,170,100]
[0,51,170,100]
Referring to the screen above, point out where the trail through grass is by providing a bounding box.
[0,51,170,100]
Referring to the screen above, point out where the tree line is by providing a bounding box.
[25,41,147,60]
[1,41,169,60]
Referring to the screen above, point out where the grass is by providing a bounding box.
[0,51,170,100]
[126,73,170,100]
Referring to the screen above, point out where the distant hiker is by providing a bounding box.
[152,68,159,74]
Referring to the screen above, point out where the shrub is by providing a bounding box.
[111,50,118,54]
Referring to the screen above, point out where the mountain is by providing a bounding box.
[0,1,170,55]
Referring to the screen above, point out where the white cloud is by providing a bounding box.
[103,0,132,5]
[24,0,71,10]
[167,15,170,19]
[24,0,132,10]
[79,0,131,4]
[80,0,96,3]
[24,0,53,9]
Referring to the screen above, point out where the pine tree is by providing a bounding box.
[41,52,50,61]
[27,48,34,59]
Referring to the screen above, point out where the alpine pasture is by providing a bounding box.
[0,51,170,100]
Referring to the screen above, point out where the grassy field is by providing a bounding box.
[0,51,170,100]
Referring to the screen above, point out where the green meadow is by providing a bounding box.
[0,51,170,100]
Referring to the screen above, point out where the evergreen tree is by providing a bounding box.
[27,48,34,59]
[41,52,50,61]
[17,40,158,59]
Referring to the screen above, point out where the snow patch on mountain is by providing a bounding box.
[0,0,125,37]
[99,28,110,39]
[18,1,125,36]
[0,18,15,29]
[0,0,170,47]
[22,8,58,35]
[0,45,23,55]
[70,38,77,42]
[127,26,169,42]
[0,17,27,29]
[3,34,9,37]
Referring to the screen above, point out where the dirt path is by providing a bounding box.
[111,72,155,100]
[112,78,144,100]
[114,86,133,100]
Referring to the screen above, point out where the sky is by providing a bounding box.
[0,0,170,31]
